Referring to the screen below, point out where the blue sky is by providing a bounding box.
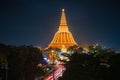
[0,0,120,49]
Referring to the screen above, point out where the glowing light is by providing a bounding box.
[48,9,78,49]
[43,57,48,61]
[44,65,65,80]
[47,59,50,62]
[62,9,64,11]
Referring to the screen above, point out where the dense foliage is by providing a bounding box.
[1,43,120,80]
[60,46,120,80]
[0,43,45,80]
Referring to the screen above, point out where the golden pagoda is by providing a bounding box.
[48,9,78,49]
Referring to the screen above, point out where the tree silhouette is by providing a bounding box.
[60,52,104,80]
[0,44,45,80]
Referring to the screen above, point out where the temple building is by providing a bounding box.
[47,9,78,49]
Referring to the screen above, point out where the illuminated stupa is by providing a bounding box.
[48,9,78,49]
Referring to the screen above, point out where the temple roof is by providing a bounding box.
[47,9,78,49]
[58,9,69,32]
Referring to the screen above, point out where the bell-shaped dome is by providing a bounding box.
[48,9,78,49]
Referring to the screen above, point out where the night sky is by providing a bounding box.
[0,0,120,49]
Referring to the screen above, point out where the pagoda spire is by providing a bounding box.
[47,9,78,49]
[58,9,69,32]
[60,9,67,26]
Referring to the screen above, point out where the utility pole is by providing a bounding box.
[5,63,8,80]
[0,63,8,80]
[51,50,55,80]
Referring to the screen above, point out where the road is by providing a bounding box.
[44,62,65,80]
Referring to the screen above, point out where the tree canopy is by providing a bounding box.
[0,43,45,80]
[60,47,120,80]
